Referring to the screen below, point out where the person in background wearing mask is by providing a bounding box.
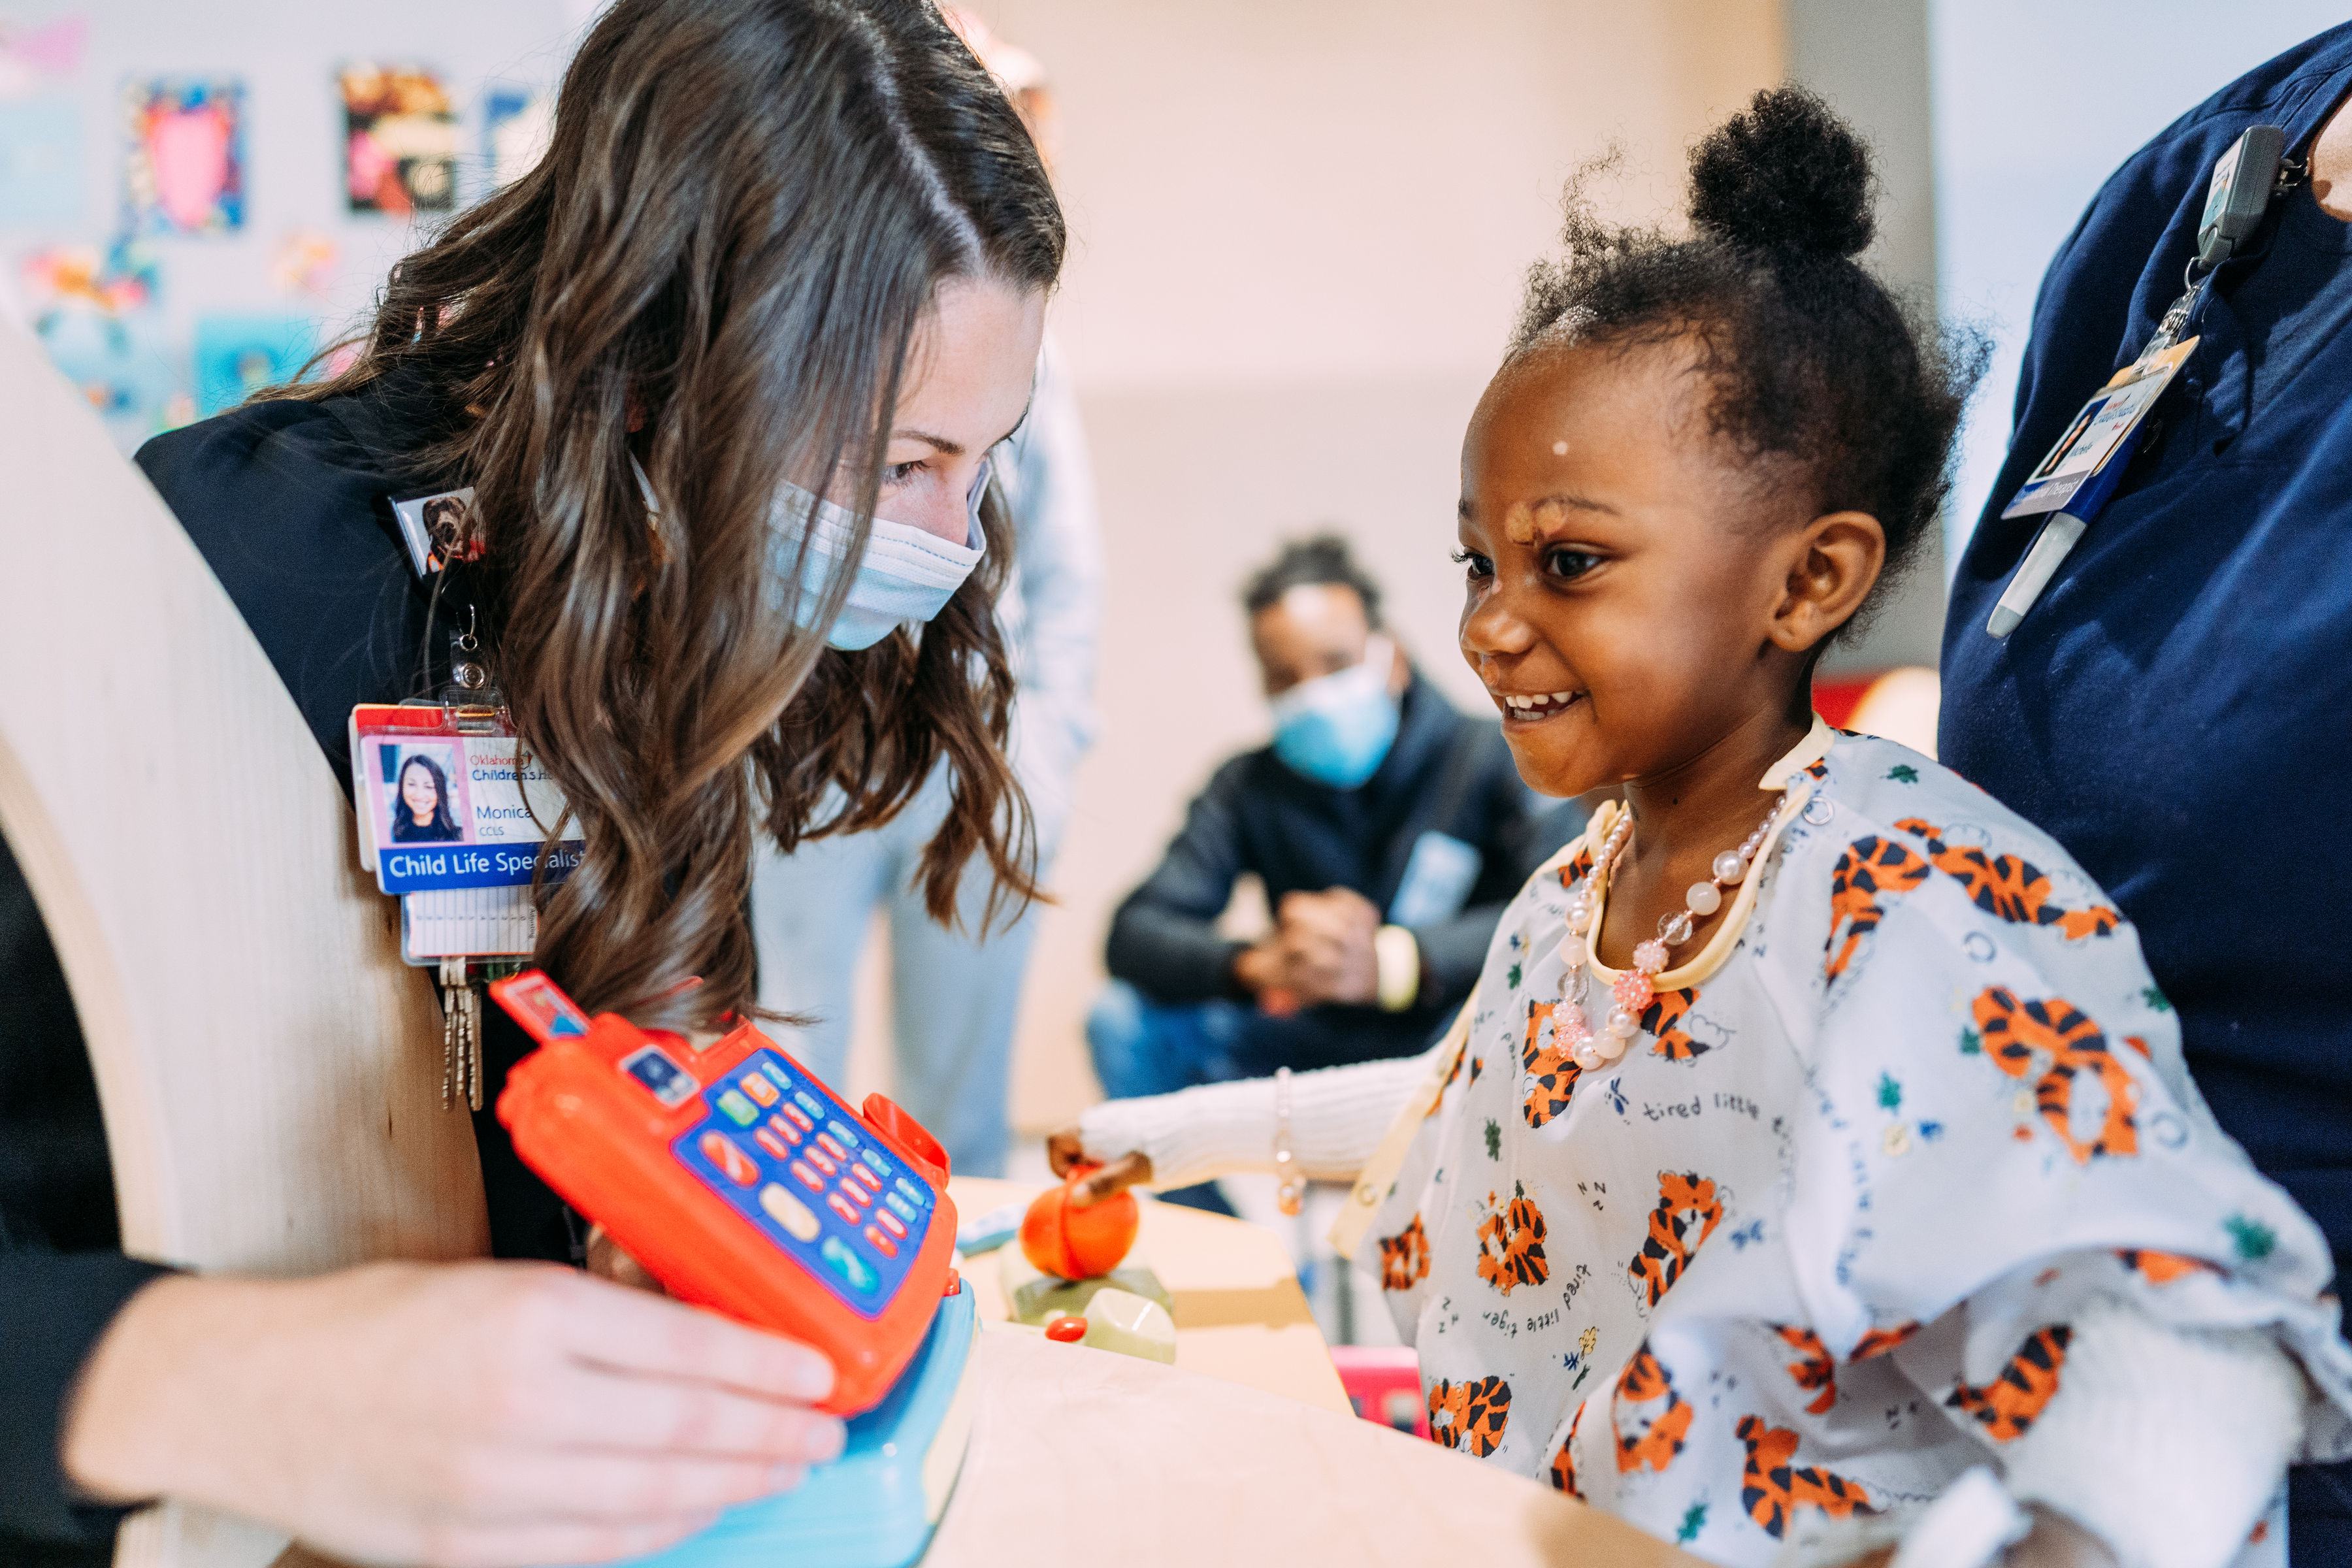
[749,9,1100,1181]
[1087,536,1576,1209]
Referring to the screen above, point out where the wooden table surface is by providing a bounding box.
[947,1174,1352,1416]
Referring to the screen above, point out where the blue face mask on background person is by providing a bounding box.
[1268,634,1399,789]
[633,455,990,650]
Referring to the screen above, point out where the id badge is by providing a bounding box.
[348,704,581,896]
[2001,339,2196,519]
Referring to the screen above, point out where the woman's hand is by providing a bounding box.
[1045,1127,1151,1207]
[63,1262,845,1567]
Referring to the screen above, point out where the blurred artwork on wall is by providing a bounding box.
[0,15,88,99]
[270,229,339,297]
[0,97,85,224]
[193,313,315,417]
[122,78,244,235]
[22,238,179,449]
[341,64,457,217]
[483,85,550,191]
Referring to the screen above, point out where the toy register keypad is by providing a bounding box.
[666,1049,936,1317]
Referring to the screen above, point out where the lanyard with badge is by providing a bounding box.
[350,486,581,1107]
[1986,125,2302,638]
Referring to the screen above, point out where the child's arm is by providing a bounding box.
[1990,1295,2306,1568]
[1049,1045,1441,1200]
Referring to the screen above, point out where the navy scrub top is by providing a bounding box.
[1945,28,2352,1269]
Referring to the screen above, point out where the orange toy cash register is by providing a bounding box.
[490,971,960,1415]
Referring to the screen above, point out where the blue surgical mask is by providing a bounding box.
[633,457,989,650]
[1268,636,1399,789]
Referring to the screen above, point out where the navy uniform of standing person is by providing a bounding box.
[1943,24,2352,1563]
[1088,537,1577,1208]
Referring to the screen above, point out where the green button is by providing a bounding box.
[821,1235,878,1294]
[717,1090,759,1126]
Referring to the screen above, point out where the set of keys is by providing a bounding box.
[438,956,486,1111]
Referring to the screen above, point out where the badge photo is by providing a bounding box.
[391,486,483,577]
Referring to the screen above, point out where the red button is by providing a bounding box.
[864,1225,898,1258]
[781,1103,815,1132]
[754,1128,791,1160]
[766,1114,802,1145]
[806,1149,838,1178]
[875,1207,907,1239]
[840,1181,873,1208]
[791,1160,825,1192]
[826,1192,861,1226]
[816,1132,849,1162]
[851,1163,883,1191]
[700,1132,758,1187]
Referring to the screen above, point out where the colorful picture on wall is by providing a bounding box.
[483,85,551,191]
[123,78,244,235]
[270,229,338,297]
[0,97,86,225]
[0,15,88,100]
[193,313,314,417]
[341,64,457,217]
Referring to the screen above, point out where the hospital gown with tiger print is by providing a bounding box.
[1364,723,2352,1566]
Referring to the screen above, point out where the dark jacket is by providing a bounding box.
[0,385,567,1558]
[1106,673,1575,1059]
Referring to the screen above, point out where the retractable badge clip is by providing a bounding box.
[1985,125,2291,640]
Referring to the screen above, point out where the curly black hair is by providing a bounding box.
[1510,87,1985,630]
[1242,532,1386,629]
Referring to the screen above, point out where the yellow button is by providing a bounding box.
[759,1183,820,1241]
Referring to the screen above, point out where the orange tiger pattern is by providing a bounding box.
[1851,1322,1921,1361]
[1556,845,1596,892]
[1772,1326,1838,1415]
[1629,1171,1725,1309]
[1946,1326,2070,1441]
[1548,1402,1586,1498]
[1614,1342,1695,1473]
[1824,837,1931,982]
[1476,1185,1550,1294]
[1737,1414,1874,1539]
[1429,1375,1512,1457]
[1522,1000,1584,1129]
[1893,819,2122,939]
[1379,1214,1431,1292]
[1974,988,2140,1164]
[2119,1248,2221,1285]
[1641,985,1709,1061]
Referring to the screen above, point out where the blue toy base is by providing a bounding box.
[599,1288,981,1568]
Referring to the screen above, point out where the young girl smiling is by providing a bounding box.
[1061,91,2352,1567]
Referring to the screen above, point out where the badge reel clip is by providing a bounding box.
[1986,125,2293,639]
[434,610,504,1109]
[349,606,578,1110]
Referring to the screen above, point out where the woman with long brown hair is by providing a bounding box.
[1,1,1060,1562]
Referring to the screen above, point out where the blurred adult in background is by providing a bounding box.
[1940,25,2352,1563]
[1090,536,1577,1209]
[752,10,1100,1179]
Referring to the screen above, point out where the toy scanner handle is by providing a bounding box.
[862,1093,950,1187]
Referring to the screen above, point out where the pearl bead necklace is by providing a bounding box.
[1547,796,1786,1071]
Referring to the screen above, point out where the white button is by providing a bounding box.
[759,1183,820,1241]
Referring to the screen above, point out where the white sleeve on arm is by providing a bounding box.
[1999,1295,2310,1568]
[1076,1047,1435,1192]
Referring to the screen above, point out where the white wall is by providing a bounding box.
[943,0,1789,1132]
[1930,0,2350,567]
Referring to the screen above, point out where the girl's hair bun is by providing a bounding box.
[1688,86,1874,259]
